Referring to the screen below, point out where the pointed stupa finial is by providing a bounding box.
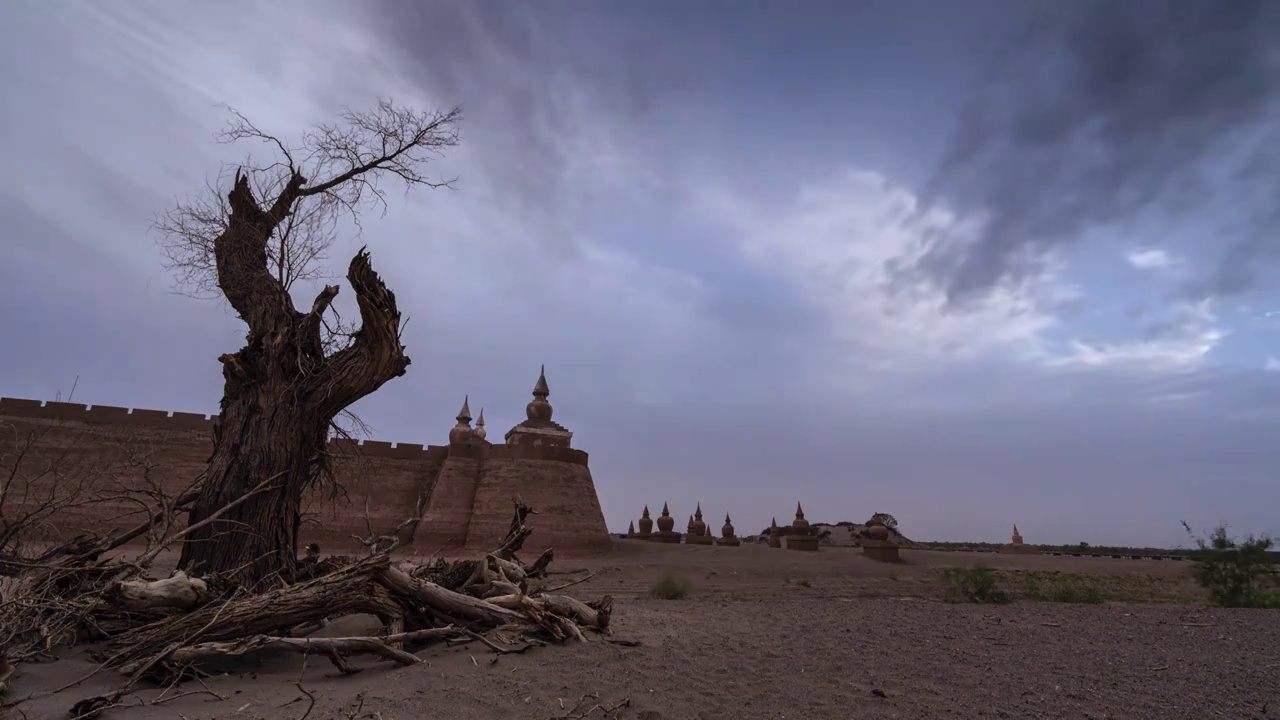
[449,395,474,444]
[472,406,487,440]
[533,364,550,398]
[695,502,703,521]
[796,502,805,520]
[725,512,732,524]
[477,408,485,427]
[661,502,670,516]
[526,365,554,423]
[642,505,651,518]
[628,520,635,534]
[1013,523,1019,535]
[771,517,778,528]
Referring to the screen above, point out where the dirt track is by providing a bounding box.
[13,541,1279,720]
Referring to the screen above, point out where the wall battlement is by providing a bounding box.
[0,397,217,430]
[1,397,439,461]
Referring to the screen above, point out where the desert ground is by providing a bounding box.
[9,540,1278,720]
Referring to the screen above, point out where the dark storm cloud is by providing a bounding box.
[920,0,1280,303]
[365,0,696,249]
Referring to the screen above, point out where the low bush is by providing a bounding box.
[649,571,692,600]
[1183,523,1279,609]
[940,566,1009,604]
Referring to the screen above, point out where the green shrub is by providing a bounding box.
[796,578,811,587]
[940,566,1009,604]
[1182,523,1279,609]
[649,571,692,600]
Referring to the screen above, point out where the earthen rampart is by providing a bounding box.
[1,391,610,555]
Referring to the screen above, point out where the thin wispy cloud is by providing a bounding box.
[1,0,1277,547]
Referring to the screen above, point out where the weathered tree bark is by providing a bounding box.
[178,171,410,585]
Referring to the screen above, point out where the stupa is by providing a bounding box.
[504,365,572,448]
[781,502,819,551]
[686,503,714,545]
[718,513,741,547]
[860,515,901,562]
[654,502,681,543]
[636,505,654,540]
[767,517,782,548]
[999,524,1040,554]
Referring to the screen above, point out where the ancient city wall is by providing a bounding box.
[0,398,441,549]
[0,397,608,554]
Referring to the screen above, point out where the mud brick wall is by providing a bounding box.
[0,398,434,549]
[0,397,613,556]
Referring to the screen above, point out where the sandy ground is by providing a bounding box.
[8,541,1279,720]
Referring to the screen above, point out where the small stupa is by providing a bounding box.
[473,408,488,441]
[767,517,782,548]
[686,503,713,545]
[626,520,636,538]
[1000,523,1040,554]
[654,502,681,543]
[448,396,473,445]
[782,503,819,551]
[719,513,741,547]
[504,365,572,447]
[637,505,654,539]
[861,514,901,562]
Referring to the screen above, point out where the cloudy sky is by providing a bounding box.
[3,0,1279,547]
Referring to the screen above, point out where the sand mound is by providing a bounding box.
[754,516,919,548]
[812,522,919,548]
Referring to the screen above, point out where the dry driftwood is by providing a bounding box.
[165,626,462,671]
[107,572,210,613]
[111,555,399,674]
[3,494,613,719]
[379,563,525,626]
[102,499,604,675]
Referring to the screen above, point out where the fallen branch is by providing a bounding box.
[110,555,398,674]
[379,564,525,626]
[546,572,595,593]
[166,626,462,669]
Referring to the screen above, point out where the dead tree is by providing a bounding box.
[156,101,462,586]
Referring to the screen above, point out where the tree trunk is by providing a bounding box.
[176,391,327,582]
[178,171,410,586]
